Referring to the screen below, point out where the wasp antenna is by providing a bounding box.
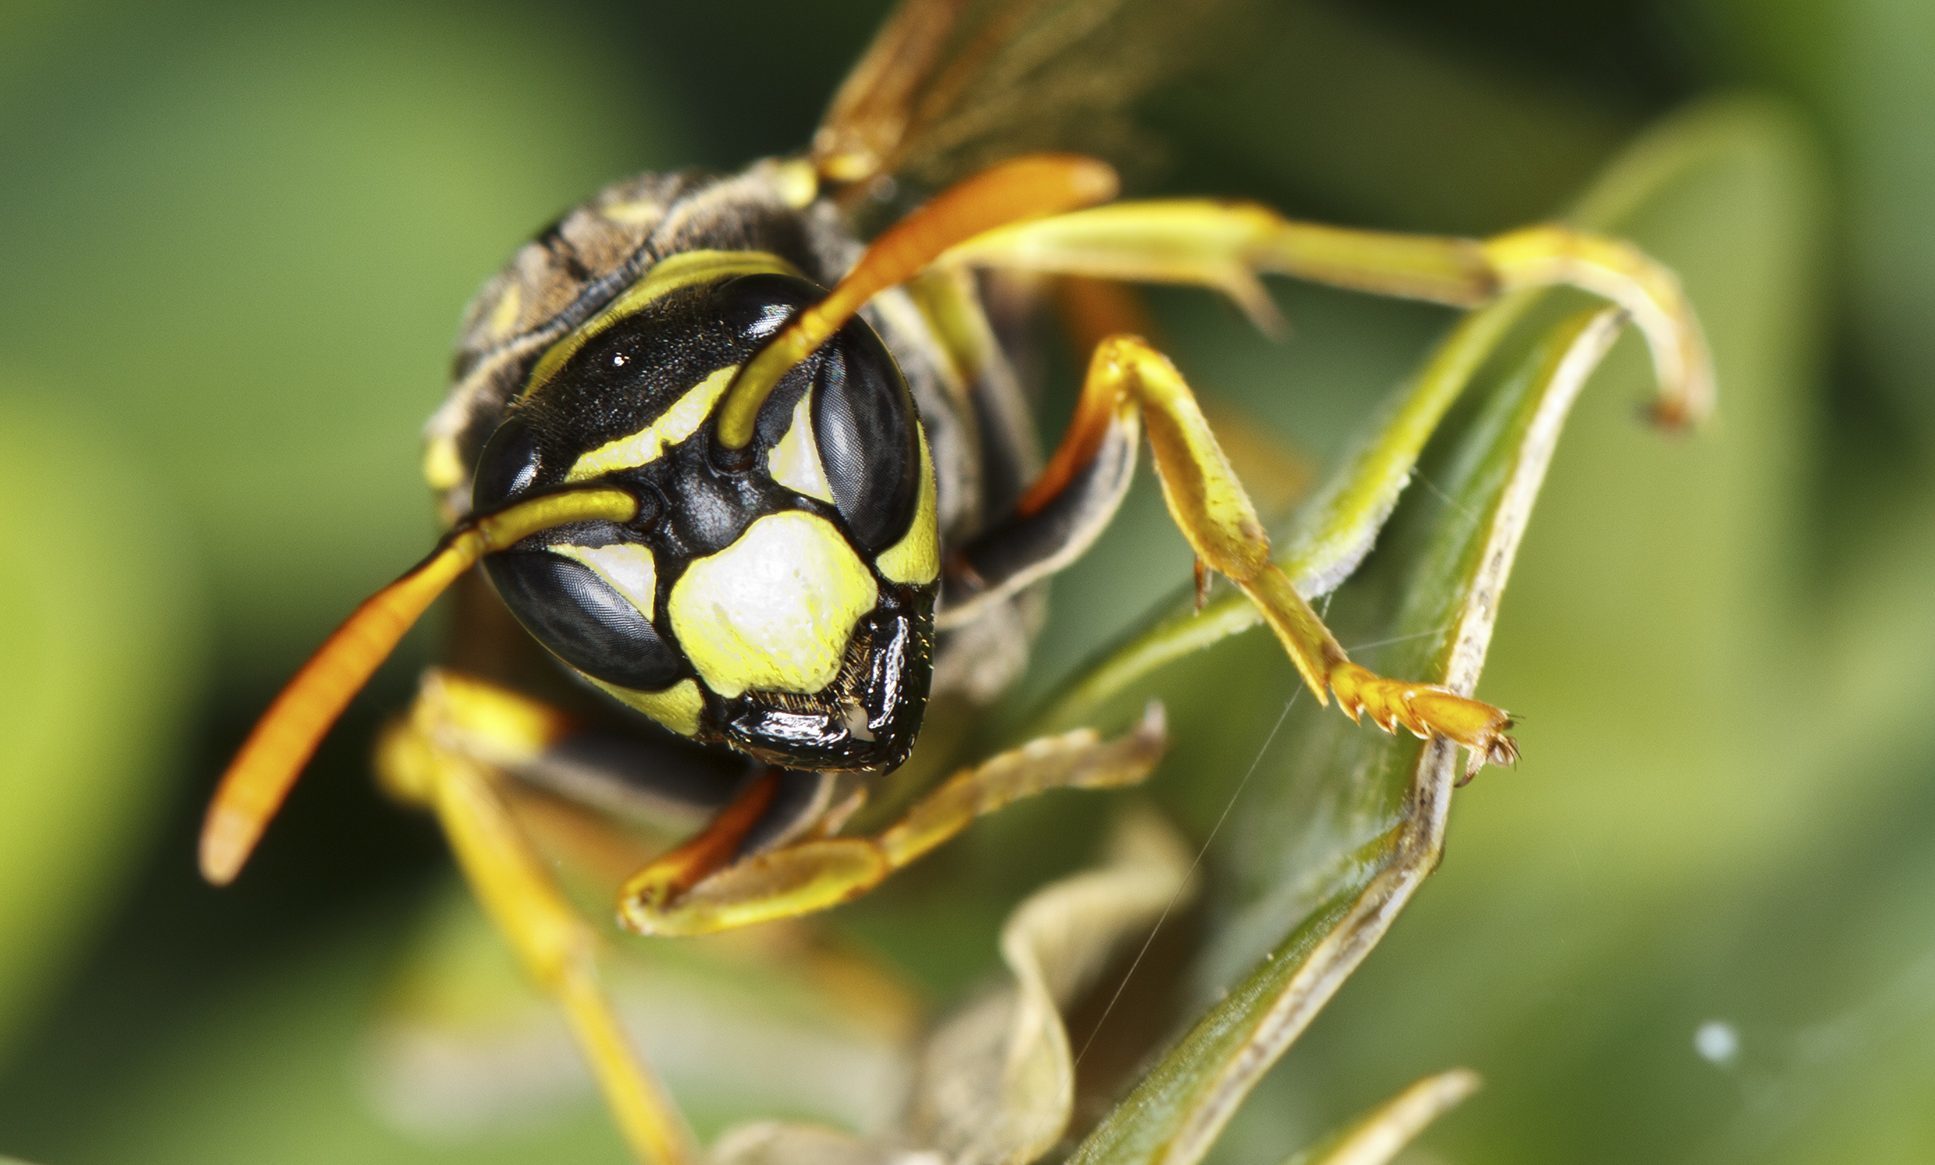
[199,487,638,885]
[198,539,478,885]
[715,152,1119,449]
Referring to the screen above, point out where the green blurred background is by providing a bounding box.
[2,0,1931,1161]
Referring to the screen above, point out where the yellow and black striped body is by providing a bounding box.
[421,159,1042,777]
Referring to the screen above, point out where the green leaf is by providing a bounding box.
[1068,304,1622,1165]
[1063,100,1818,1162]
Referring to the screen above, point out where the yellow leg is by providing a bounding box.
[617,769,784,921]
[1054,274,1314,521]
[379,670,697,1165]
[943,199,1712,426]
[1036,335,1519,778]
[619,704,1169,937]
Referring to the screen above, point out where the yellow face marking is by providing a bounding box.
[668,511,878,699]
[766,391,835,504]
[876,428,940,586]
[551,542,658,617]
[591,677,704,737]
[522,251,803,399]
[564,365,738,482]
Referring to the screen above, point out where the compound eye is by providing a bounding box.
[484,542,683,691]
[812,316,920,552]
[710,273,922,552]
[715,272,818,344]
[472,412,545,510]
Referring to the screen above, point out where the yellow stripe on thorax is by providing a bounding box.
[521,250,805,400]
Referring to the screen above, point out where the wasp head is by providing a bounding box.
[471,261,939,772]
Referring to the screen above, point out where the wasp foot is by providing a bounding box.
[1329,662,1516,785]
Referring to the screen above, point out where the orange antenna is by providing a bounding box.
[198,487,639,885]
[714,153,1119,449]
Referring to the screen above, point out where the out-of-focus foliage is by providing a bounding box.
[0,398,197,1052]
[2,1,1931,1163]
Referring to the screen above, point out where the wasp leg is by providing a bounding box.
[1054,275,1315,519]
[378,669,698,1165]
[615,769,785,919]
[945,200,1711,426]
[1022,335,1517,777]
[619,704,1168,938]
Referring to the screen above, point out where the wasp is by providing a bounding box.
[199,0,1711,1159]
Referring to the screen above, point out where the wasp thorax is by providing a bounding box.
[468,261,940,772]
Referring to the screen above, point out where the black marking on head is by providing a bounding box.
[485,550,684,691]
[445,169,851,482]
[467,256,938,762]
[657,436,790,557]
[811,317,920,552]
[471,413,544,510]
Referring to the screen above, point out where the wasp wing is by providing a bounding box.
[812,0,1228,198]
